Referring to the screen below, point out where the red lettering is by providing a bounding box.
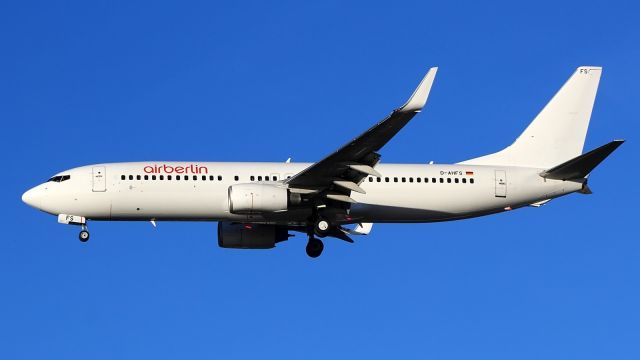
[143,164,209,174]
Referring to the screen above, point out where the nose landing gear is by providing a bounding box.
[79,224,90,242]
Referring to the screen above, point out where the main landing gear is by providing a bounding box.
[79,224,90,242]
[306,237,324,258]
[306,218,331,258]
[314,218,330,237]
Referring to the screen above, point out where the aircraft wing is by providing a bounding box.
[285,67,437,202]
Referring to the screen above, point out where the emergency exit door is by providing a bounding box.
[495,170,507,198]
[92,166,106,192]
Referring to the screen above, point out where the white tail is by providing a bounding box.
[460,66,602,168]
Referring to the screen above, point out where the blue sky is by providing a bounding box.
[1,0,639,358]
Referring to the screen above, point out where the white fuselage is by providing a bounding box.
[22,161,584,224]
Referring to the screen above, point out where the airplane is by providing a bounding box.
[22,66,624,258]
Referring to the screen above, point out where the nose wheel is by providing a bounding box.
[79,225,90,242]
[306,237,324,258]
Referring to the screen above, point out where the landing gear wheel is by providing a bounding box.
[306,238,324,258]
[314,219,331,237]
[79,230,90,242]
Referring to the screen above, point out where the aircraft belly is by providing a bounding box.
[351,187,492,222]
[110,191,226,220]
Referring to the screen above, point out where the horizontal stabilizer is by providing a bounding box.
[540,140,624,180]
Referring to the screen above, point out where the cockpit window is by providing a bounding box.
[47,175,70,182]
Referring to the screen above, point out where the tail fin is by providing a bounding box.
[460,66,603,168]
[540,140,624,180]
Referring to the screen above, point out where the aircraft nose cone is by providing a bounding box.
[22,187,42,209]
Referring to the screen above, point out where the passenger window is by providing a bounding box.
[265,176,270,181]
[416,178,421,183]
[409,177,414,183]
[432,178,436,183]
[218,176,222,181]
[152,175,157,180]
[176,175,181,180]
[424,177,428,183]
[258,176,262,181]
[144,175,149,180]
[439,178,443,183]
[394,177,398,182]
[369,177,373,182]
[250,176,255,181]
[127,175,132,180]
[377,177,381,182]
[470,178,475,184]
[272,175,277,181]
[168,175,172,180]
[234,176,239,181]
[462,178,466,183]
[402,177,406,183]
[192,175,197,180]
[447,178,451,183]
[454,178,459,183]
[137,175,141,180]
[160,175,164,180]
[385,177,389,182]
[121,175,125,180]
[184,175,189,181]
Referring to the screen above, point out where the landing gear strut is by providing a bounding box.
[306,237,324,258]
[79,224,90,242]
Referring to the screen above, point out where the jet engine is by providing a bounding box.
[217,222,290,249]
[228,184,301,214]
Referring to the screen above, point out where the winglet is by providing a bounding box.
[398,67,438,113]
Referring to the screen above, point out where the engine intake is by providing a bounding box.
[228,183,300,214]
[217,222,290,249]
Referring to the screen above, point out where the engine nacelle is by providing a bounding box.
[217,222,289,249]
[228,183,300,214]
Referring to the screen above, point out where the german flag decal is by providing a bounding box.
[466,171,474,176]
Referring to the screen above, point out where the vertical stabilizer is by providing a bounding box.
[460,66,602,168]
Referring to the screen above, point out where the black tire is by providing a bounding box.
[314,219,331,237]
[306,238,324,258]
[79,230,90,242]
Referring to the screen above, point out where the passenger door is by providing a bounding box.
[92,166,107,192]
[495,170,507,198]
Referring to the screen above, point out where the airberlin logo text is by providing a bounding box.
[143,164,209,174]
